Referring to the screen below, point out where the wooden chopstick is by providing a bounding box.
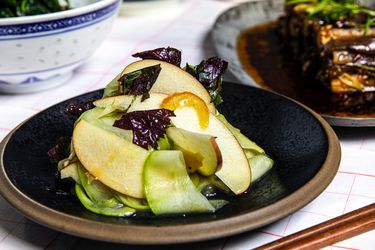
[255,203,375,250]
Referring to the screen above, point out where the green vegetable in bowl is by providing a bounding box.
[0,0,70,18]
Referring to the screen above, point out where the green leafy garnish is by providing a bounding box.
[286,0,375,27]
[365,17,375,34]
[338,73,365,91]
[0,0,70,17]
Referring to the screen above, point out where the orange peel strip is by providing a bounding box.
[161,92,209,129]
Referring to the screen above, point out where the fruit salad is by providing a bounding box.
[50,47,274,217]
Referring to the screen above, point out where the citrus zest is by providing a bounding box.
[161,92,209,129]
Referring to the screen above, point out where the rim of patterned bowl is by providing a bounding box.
[0,0,120,25]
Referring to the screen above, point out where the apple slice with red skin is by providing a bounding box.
[73,119,149,199]
[120,59,216,113]
[94,94,251,194]
[166,127,222,176]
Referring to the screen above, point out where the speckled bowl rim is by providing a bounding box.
[0,87,341,245]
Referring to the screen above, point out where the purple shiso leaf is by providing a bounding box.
[118,64,161,101]
[47,136,70,162]
[186,56,228,105]
[113,109,175,149]
[65,100,95,116]
[196,57,228,86]
[132,47,182,67]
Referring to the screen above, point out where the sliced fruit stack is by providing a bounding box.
[56,47,274,216]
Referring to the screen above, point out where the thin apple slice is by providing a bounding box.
[171,107,251,194]
[166,127,222,176]
[73,120,149,198]
[60,163,80,184]
[106,93,251,194]
[93,96,134,110]
[80,107,133,142]
[92,93,251,194]
[94,94,166,112]
[121,59,216,113]
[217,114,264,153]
[144,150,214,215]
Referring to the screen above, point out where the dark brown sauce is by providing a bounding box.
[237,22,375,118]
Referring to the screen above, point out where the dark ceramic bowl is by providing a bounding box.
[0,83,340,244]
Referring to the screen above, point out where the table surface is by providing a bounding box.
[0,0,374,249]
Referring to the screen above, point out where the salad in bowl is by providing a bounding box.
[49,47,274,217]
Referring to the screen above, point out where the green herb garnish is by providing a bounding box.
[286,0,375,27]
[365,17,375,33]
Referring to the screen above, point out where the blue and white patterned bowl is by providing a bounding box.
[0,0,121,93]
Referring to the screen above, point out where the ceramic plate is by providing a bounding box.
[212,0,375,127]
[0,83,340,244]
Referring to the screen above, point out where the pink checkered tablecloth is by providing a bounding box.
[0,1,374,249]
